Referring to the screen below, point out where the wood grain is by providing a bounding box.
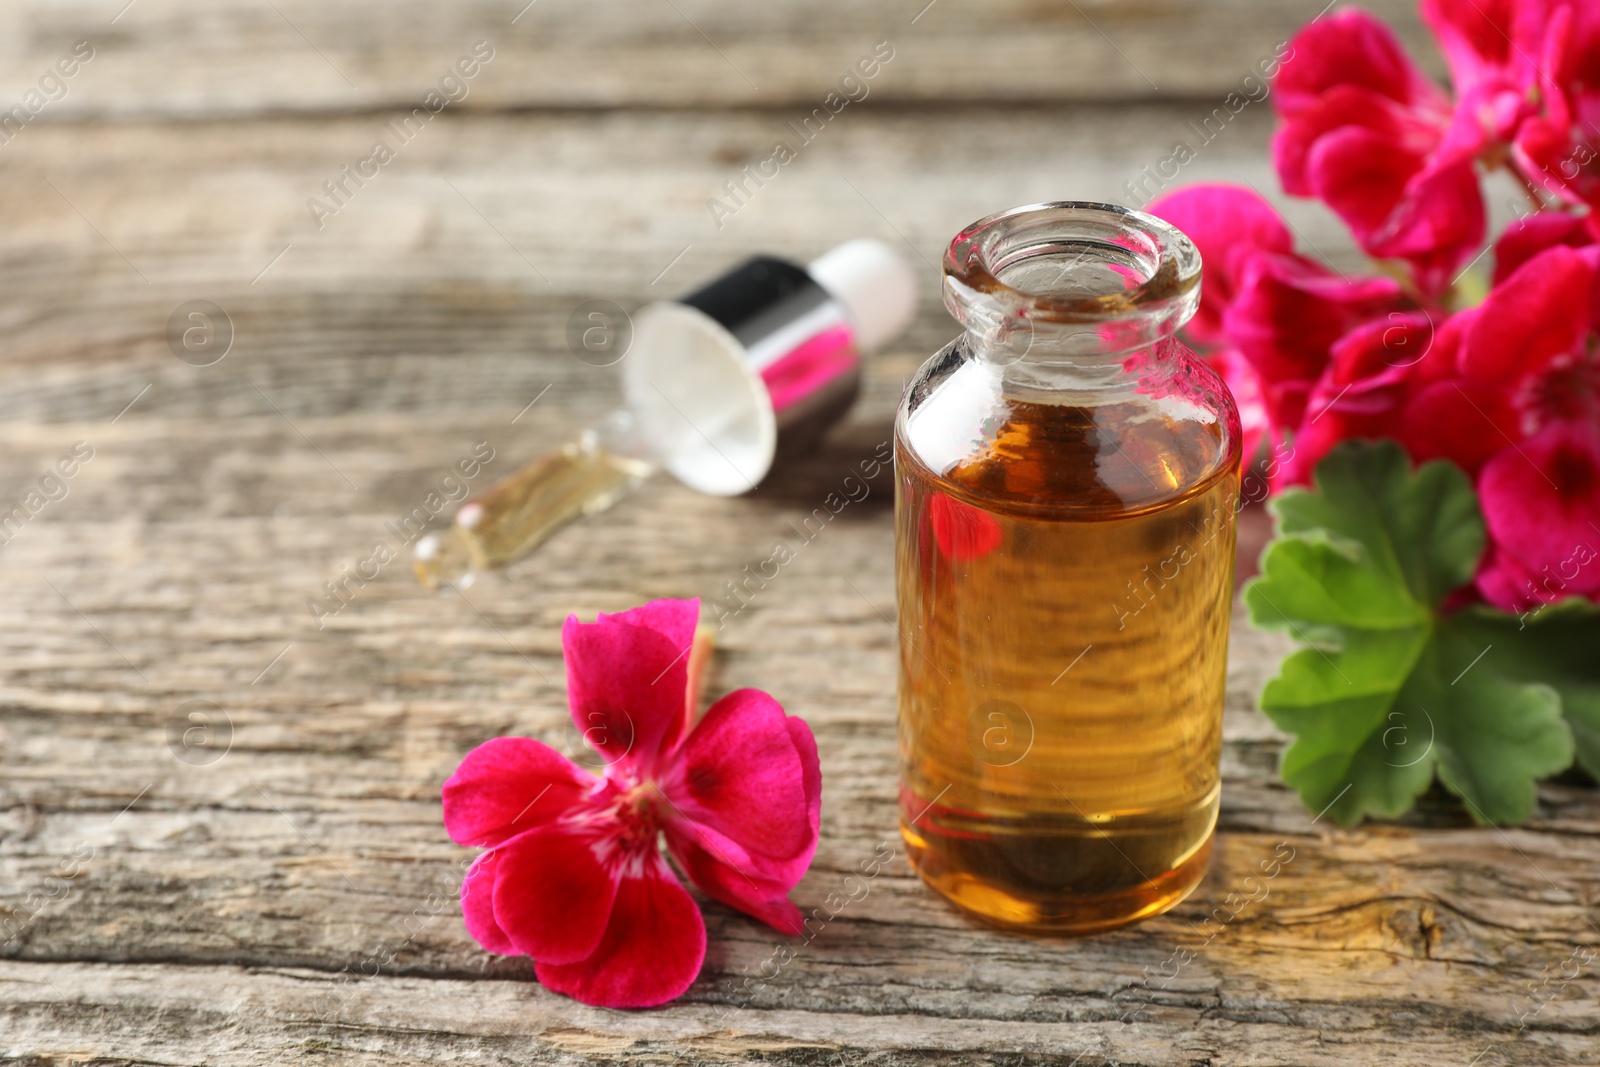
[0,0,1440,114]
[2,3,1597,1063]
[3,407,1597,1064]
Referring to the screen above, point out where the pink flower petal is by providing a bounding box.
[562,598,700,775]
[1146,184,1293,345]
[1275,8,1450,116]
[664,820,807,935]
[1306,124,1426,235]
[1422,0,1547,99]
[1272,84,1428,197]
[535,850,707,1009]
[460,850,517,955]
[1223,252,1402,427]
[1476,542,1556,613]
[1268,7,1477,295]
[1492,212,1594,285]
[1304,134,1485,292]
[1397,377,1515,475]
[1510,93,1600,209]
[442,737,595,848]
[593,597,700,653]
[663,714,820,936]
[1546,2,1600,93]
[1282,313,1433,484]
[1463,245,1594,383]
[492,823,619,965]
[786,715,823,841]
[1476,421,1600,610]
[1358,159,1487,291]
[1335,311,1441,382]
[658,689,816,862]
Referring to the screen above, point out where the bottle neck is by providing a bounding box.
[942,201,1201,391]
[957,306,1186,397]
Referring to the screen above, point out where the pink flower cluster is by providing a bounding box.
[1152,3,1600,612]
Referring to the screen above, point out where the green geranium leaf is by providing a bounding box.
[1245,441,1576,826]
[1445,599,1600,780]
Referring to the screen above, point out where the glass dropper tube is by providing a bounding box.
[413,409,661,590]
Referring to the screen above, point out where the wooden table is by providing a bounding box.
[2,2,1596,1063]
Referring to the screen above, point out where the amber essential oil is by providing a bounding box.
[895,202,1241,933]
[897,398,1236,932]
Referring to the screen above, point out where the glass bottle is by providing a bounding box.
[895,202,1241,933]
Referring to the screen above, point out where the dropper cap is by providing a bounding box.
[623,238,917,496]
[808,238,919,352]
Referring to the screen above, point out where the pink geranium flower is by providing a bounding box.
[1422,0,1549,147]
[1435,1,1600,213]
[1492,211,1598,284]
[1144,5,1600,619]
[1452,246,1600,607]
[1477,420,1600,608]
[1146,184,1295,348]
[1148,183,1402,454]
[1412,244,1596,472]
[442,597,821,1008]
[1272,7,1486,294]
[1421,0,1546,99]
[1281,308,1446,484]
[1283,241,1600,609]
[1223,249,1405,430]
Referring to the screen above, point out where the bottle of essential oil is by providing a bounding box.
[895,202,1241,933]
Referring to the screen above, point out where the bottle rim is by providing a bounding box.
[942,201,1201,331]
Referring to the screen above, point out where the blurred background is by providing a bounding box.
[0,0,1467,601]
[0,0,1470,684]
[0,0,1452,434]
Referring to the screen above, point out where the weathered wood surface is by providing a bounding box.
[0,0,1439,114]
[2,2,1598,1064]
